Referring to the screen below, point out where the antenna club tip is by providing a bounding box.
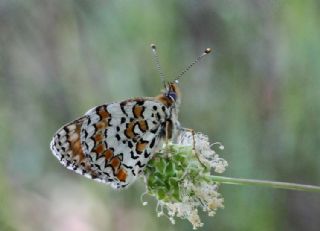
[205,48,212,54]
[150,44,157,50]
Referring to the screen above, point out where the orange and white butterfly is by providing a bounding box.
[50,45,211,189]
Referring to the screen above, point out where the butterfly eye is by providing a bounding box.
[167,91,177,101]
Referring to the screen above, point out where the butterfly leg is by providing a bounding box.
[164,121,170,155]
[179,127,196,151]
[178,127,206,167]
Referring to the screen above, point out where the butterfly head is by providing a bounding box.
[165,81,180,102]
[155,80,181,109]
[164,80,181,106]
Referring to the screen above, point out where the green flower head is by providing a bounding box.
[143,132,228,229]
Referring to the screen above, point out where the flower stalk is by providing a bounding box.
[210,176,320,193]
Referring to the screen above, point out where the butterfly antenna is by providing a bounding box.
[150,44,166,87]
[175,48,212,82]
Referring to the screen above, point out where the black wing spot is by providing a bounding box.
[103,172,111,178]
[156,112,161,121]
[150,138,156,149]
[121,183,129,188]
[66,160,71,167]
[120,102,128,116]
[88,155,93,162]
[87,116,91,125]
[121,117,126,123]
[153,105,158,111]
[130,150,139,160]
[122,163,133,169]
[135,161,146,168]
[95,164,102,170]
[128,141,133,148]
[115,134,121,141]
[144,150,152,158]
[84,142,89,151]
[63,126,69,133]
[84,129,88,139]
[108,118,112,126]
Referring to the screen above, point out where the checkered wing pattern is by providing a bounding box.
[50,98,171,189]
[50,117,101,180]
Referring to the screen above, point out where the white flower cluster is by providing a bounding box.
[152,132,228,229]
[178,132,228,173]
[156,179,225,229]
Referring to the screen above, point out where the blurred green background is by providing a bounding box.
[0,0,319,230]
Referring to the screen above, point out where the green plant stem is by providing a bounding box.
[210,176,320,193]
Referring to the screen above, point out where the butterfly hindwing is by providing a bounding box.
[80,98,170,188]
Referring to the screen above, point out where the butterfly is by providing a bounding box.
[50,44,211,189]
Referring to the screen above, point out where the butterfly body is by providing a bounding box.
[50,83,181,189]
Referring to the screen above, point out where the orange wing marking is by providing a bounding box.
[68,124,85,162]
[133,105,144,118]
[94,133,104,143]
[97,106,110,119]
[94,143,105,155]
[136,140,148,154]
[116,168,128,182]
[104,149,113,161]
[95,120,108,130]
[110,157,121,173]
[125,122,135,139]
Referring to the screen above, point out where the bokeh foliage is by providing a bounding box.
[0,0,319,230]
